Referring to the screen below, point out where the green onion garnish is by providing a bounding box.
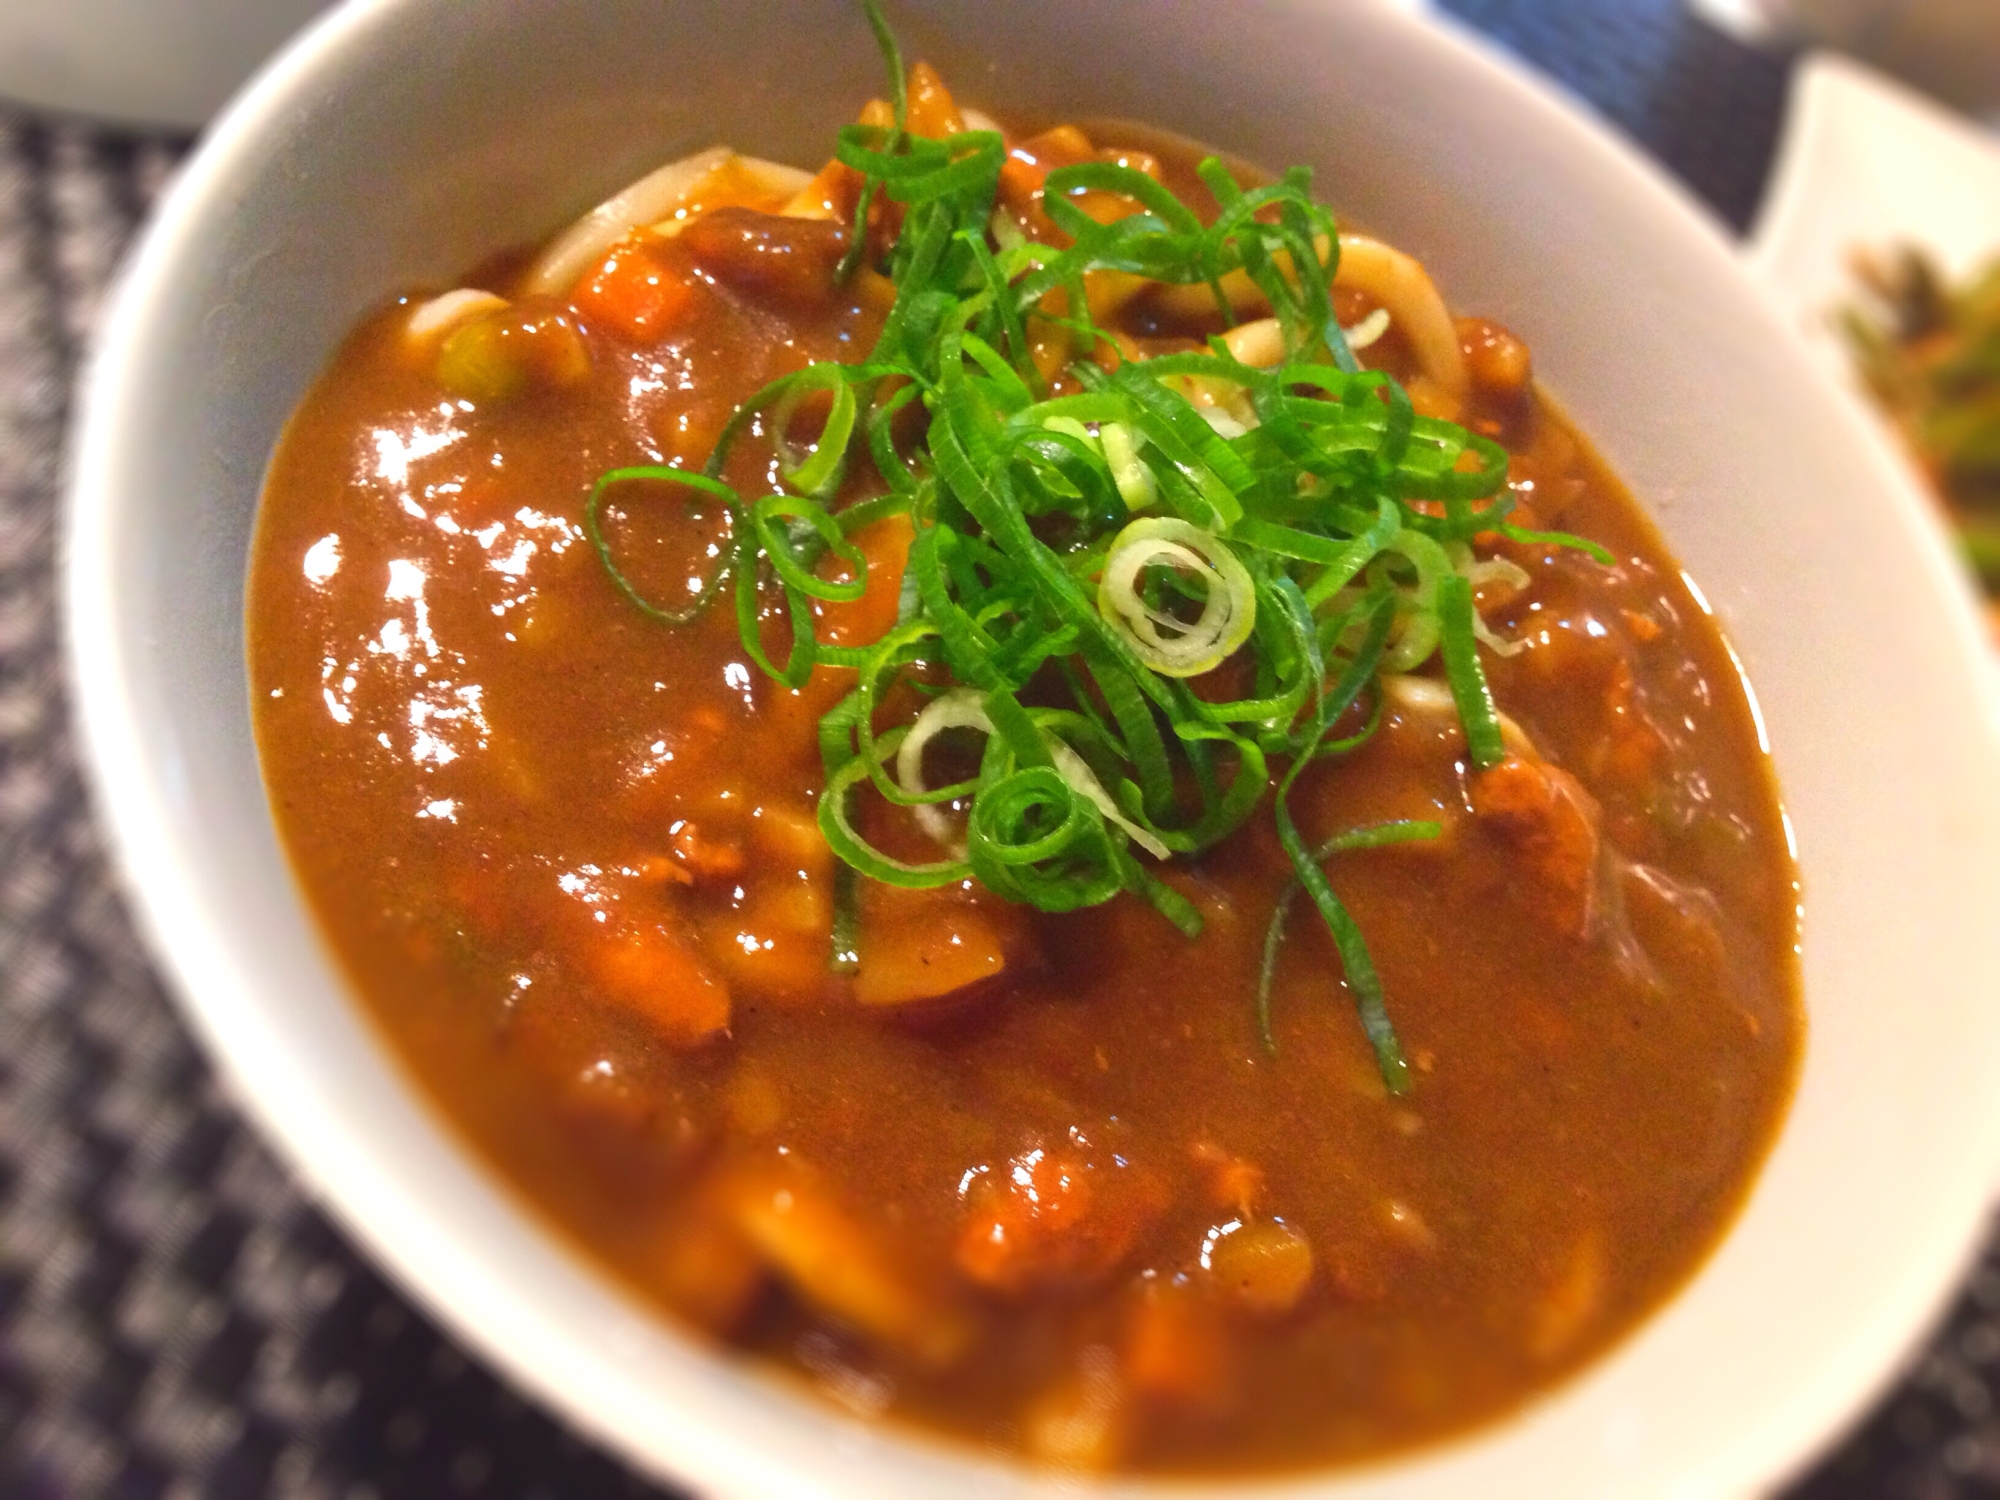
[586,0,1606,1089]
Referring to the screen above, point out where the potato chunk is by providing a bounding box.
[1023,1346,1128,1470]
[852,884,1025,1008]
[1204,1218,1315,1318]
[657,1200,766,1336]
[720,1161,970,1367]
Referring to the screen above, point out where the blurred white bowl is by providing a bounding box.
[0,0,331,128]
[62,2,2000,1496]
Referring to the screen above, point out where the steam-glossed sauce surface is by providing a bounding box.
[248,124,1800,1475]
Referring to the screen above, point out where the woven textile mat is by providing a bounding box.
[3,2,1997,1495]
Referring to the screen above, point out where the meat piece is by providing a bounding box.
[677,206,849,309]
[1188,1141,1264,1219]
[1470,754,1604,938]
[1510,615,1670,807]
[668,818,745,883]
[1595,654,1667,797]
[1456,314,1533,398]
[956,1138,1165,1295]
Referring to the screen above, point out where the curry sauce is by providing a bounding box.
[247,77,1799,1476]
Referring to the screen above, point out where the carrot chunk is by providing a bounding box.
[814,513,915,651]
[1122,1277,1232,1414]
[572,233,700,340]
[584,919,731,1045]
[956,1142,1165,1295]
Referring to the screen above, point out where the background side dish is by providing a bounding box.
[1841,245,2000,638]
[246,9,1800,1476]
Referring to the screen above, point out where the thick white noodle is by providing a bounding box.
[1222,306,1398,366]
[1382,673,1534,757]
[405,288,507,342]
[717,153,815,226]
[1221,316,1285,368]
[521,145,734,297]
[1331,234,1469,406]
[732,154,814,198]
[1147,233,1469,403]
[1344,306,1392,351]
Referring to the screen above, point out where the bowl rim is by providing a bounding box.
[60,1,2000,1496]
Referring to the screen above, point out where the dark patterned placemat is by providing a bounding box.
[1,4,1995,1497]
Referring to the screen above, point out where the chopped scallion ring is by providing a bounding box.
[1097,518,1257,678]
[587,0,1618,1090]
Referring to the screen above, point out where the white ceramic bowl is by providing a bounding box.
[63,2,2000,1496]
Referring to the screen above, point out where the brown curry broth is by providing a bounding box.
[248,147,1799,1474]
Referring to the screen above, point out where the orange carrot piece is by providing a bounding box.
[572,233,699,340]
[1123,1278,1232,1414]
[815,512,915,650]
[905,61,965,139]
[585,919,731,1045]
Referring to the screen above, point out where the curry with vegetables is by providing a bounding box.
[248,8,1800,1475]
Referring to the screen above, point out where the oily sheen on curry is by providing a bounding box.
[245,15,1799,1478]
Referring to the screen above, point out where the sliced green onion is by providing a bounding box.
[581,1,1620,1092]
[830,862,862,975]
[895,686,1172,862]
[1097,517,1256,677]
[1098,421,1158,512]
[1437,572,1507,769]
[1496,521,1616,565]
[1256,820,1442,1055]
[584,466,737,625]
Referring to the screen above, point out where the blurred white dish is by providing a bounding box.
[63,2,2000,1497]
[1695,0,2000,114]
[1748,51,2000,381]
[0,0,330,128]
